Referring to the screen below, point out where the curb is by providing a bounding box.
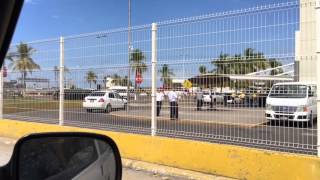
[1,119,319,180]
[122,158,237,180]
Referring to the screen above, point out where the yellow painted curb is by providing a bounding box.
[0,119,319,180]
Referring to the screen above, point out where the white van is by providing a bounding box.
[108,86,136,100]
[265,82,317,125]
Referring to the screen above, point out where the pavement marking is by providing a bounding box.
[301,132,317,137]
[6,108,268,128]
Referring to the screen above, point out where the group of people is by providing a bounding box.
[156,88,178,120]
[196,88,215,111]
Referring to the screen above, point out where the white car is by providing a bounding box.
[265,82,317,125]
[83,91,127,113]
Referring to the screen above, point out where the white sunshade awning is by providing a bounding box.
[229,75,294,81]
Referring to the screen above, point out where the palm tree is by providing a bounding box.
[159,64,174,88]
[211,52,230,75]
[102,75,109,89]
[121,75,132,86]
[86,71,97,88]
[242,48,269,74]
[54,66,59,85]
[130,49,147,88]
[212,48,270,75]
[269,59,283,75]
[111,74,122,85]
[7,43,40,88]
[199,65,207,75]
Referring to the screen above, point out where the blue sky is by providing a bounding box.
[9,0,297,89]
[13,0,289,43]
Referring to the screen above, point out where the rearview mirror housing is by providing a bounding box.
[0,132,122,180]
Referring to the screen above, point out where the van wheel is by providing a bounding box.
[307,112,313,128]
[105,104,112,113]
[269,120,276,126]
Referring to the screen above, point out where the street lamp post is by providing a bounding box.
[127,0,132,112]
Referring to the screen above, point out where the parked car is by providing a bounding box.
[202,90,224,104]
[265,82,317,126]
[83,91,127,113]
[108,86,136,100]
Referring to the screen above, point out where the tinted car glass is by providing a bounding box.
[89,92,105,97]
[108,93,114,98]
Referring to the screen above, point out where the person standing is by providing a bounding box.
[196,88,203,111]
[168,89,178,120]
[156,88,164,116]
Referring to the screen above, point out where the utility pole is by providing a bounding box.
[126,0,132,112]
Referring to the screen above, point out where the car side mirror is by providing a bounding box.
[0,132,122,180]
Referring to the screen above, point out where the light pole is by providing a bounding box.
[127,0,132,112]
[179,53,189,80]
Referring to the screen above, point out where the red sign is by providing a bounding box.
[3,66,7,78]
[135,73,143,84]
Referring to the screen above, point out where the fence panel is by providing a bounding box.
[3,1,319,156]
[154,1,317,155]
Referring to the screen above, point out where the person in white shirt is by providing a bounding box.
[196,88,203,111]
[167,89,178,120]
[156,88,165,116]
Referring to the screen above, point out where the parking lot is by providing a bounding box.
[3,93,317,155]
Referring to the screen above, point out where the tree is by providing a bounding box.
[111,74,122,85]
[211,48,279,92]
[159,64,174,88]
[7,43,40,88]
[102,76,109,89]
[130,49,147,88]
[54,66,59,85]
[211,53,230,75]
[199,65,207,75]
[269,59,284,75]
[211,48,270,75]
[120,76,132,86]
[86,71,97,88]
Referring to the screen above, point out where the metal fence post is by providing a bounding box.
[151,23,158,136]
[59,36,65,126]
[0,67,3,120]
[315,2,320,157]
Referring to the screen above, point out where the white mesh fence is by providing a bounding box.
[2,1,320,155]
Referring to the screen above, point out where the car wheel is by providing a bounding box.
[105,104,112,113]
[86,109,92,113]
[123,103,127,110]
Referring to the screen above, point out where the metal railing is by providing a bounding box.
[2,1,320,156]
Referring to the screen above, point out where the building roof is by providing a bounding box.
[17,78,49,83]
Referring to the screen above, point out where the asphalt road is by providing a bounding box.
[4,106,317,155]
